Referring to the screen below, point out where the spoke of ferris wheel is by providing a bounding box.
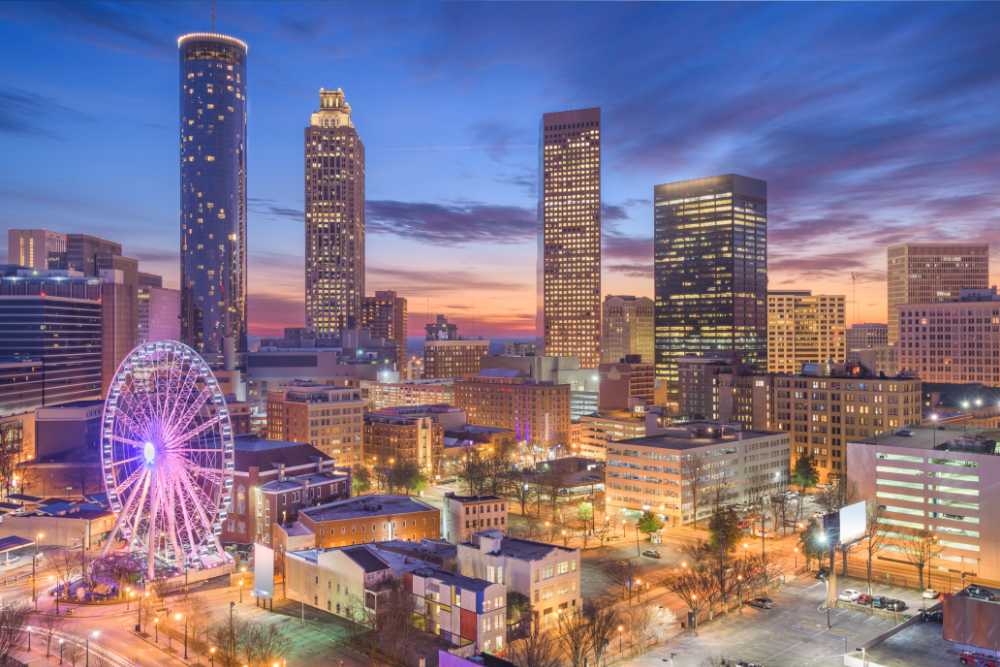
[178,466,221,542]
[163,359,201,436]
[109,435,146,451]
[162,475,187,567]
[164,387,215,443]
[112,463,147,498]
[147,470,162,580]
[174,472,203,557]
[111,468,149,552]
[125,471,152,545]
[114,400,153,444]
[186,465,224,482]
[163,414,225,450]
[179,465,215,514]
[103,468,146,555]
[123,375,160,435]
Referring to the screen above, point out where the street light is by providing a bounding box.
[239,577,245,603]
[794,547,799,571]
[617,624,624,653]
[153,616,160,643]
[26,625,31,652]
[59,638,64,664]
[86,630,100,667]
[175,611,188,659]
[32,531,44,609]
[210,646,217,667]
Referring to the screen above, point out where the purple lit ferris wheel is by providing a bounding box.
[101,341,234,580]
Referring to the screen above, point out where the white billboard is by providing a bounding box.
[839,501,866,545]
[253,543,275,599]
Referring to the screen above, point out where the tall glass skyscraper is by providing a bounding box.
[304,88,365,337]
[653,174,767,404]
[539,107,602,369]
[178,32,248,369]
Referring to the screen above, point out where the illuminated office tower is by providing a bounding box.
[7,229,66,270]
[767,290,845,373]
[362,290,406,366]
[602,295,654,363]
[178,32,248,369]
[886,243,988,343]
[305,88,365,337]
[539,107,601,369]
[654,175,767,405]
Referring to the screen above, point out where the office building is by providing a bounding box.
[539,107,601,368]
[66,234,122,276]
[574,412,646,460]
[654,174,768,404]
[598,356,654,411]
[366,379,454,410]
[887,243,989,343]
[602,295,654,364]
[898,290,1000,386]
[304,88,365,337]
[98,256,139,393]
[266,381,365,467]
[675,355,739,421]
[296,495,440,548]
[136,273,180,344]
[605,422,789,526]
[423,339,489,379]
[443,493,507,545]
[847,323,889,351]
[767,290,846,373]
[0,268,102,409]
[224,436,350,546]
[458,530,581,630]
[774,363,922,484]
[717,370,774,432]
[454,375,570,449]
[848,344,900,378]
[426,314,458,341]
[364,406,445,476]
[7,229,66,270]
[178,32,248,369]
[847,427,1000,587]
[361,291,406,365]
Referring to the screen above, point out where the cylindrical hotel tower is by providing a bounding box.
[178,32,247,369]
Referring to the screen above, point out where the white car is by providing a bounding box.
[922,589,940,600]
[838,588,862,602]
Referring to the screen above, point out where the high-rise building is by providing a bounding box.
[97,255,139,392]
[846,323,888,351]
[136,273,181,345]
[675,355,739,421]
[539,107,601,369]
[7,229,66,270]
[767,290,846,373]
[425,314,458,341]
[886,243,988,343]
[423,339,489,379]
[66,234,122,276]
[654,175,767,404]
[361,291,406,366]
[265,381,365,467]
[602,295,654,364]
[898,289,1000,386]
[305,88,365,336]
[178,32,248,369]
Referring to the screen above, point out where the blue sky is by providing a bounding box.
[2,1,999,336]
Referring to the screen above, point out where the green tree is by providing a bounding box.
[388,460,427,495]
[792,454,819,494]
[797,523,828,571]
[637,510,663,537]
[351,464,371,495]
[707,507,740,554]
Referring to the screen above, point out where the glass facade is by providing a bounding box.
[653,174,767,403]
[179,33,248,368]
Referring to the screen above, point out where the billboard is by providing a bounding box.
[838,501,866,545]
[253,543,275,599]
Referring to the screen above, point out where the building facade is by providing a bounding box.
[539,107,601,368]
[598,357,655,411]
[602,295,654,364]
[847,323,889,351]
[136,273,180,345]
[767,290,846,373]
[408,567,507,655]
[605,423,789,526]
[453,376,570,449]
[773,365,922,484]
[361,291,406,366]
[305,88,365,337]
[366,379,454,410]
[7,229,66,270]
[266,381,365,467]
[426,315,459,341]
[364,407,445,476]
[654,175,768,404]
[424,340,490,379]
[573,412,646,460]
[886,243,989,343]
[443,494,507,545]
[297,495,440,548]
[178,32,248,369]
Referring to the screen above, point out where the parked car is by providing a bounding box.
[871,596,889,609]
[856,593,873,606]
[838,589,862,602]
[960,651,999,666]
[967,585,997,601]
[815,567,829,580]
[882,598,907,612]
[641,549,661,559]
[923,609,943,622]
[748,597,774,609]
[922,589,940,600]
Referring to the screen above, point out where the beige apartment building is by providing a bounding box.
[886,243,988,343]
[364,406,445,475]
[443,493,508,544]
[767,290,846,373]
[602,295,654,364]
[454,375,570,449]
[266,381,365,467]
[366,379,454,410]
[574,411,646,460]
[847,427,1000,587]
[773,365,922,484]
[423,340,490,379]
[606,422,789,527]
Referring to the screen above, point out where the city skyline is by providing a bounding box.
[2,3,999,338]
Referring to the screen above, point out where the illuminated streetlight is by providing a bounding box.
[86,630,100,667]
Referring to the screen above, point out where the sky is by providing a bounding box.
[1,1,999,339]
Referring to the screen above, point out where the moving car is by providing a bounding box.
[642,549,661,559]
[748,597,774,609]
[922,589,940,599]
[838,589,862,602]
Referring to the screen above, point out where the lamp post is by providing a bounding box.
[125,587,132,611]
[86,630,100,667]
[737,574,743,611]
[617,624,624,654]
[59,638,64,664]
[175,612,188,660]
[32,531,44,609]
[561,529,567,547]
[26,625,31,652]
[930,413,939,447]
[794,547,799,571]
[210,646,217,667]
[239,577,244,603]
[153,616,159,643]
[50,574,59,614]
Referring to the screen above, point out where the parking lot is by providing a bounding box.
[627,575,912,667]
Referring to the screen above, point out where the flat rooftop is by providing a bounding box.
[617,423,778,450]
[473,531,576,560]
[852,427,1000,455]
[856,617,960,667]
[301,495,435,523]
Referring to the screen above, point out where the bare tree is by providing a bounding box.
[900,527,943,590]
[0,603,31,660]
[242,623,291,666]
[626,605,656,650]
[682,453,706,527]
[504,469,536,516]
[770,492,789,536]
[508,624,564,667]
[863,502,889,594]
[40,612,64,658]
[557,609,591,667]
[584,602,619,667]
[663,564,715,632]
[64,641,84,667]
[602,559,637,602]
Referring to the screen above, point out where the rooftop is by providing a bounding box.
[234,436,331,471]
[471,530,576,560]
[301,495,436,523]
[376,539,457,565]
[445,493,501,503]
[851,427,1000,456]
[616,422,779,450]
[411,567,494,592]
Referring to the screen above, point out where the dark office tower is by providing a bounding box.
[362,291,407,367]
[178,32,248,369]
[305,88,365,337]
[654,174,767,405]
[539,107,601,369]
[66,234,122,276]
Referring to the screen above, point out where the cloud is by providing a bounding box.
[248,292,303,337]
[366,200,535,245]
[607,263,653,278]
[604,233,651,262]
[0,87,89,139]
[368,265,527,295]
[469,121,529,162]
[249,198,304,222]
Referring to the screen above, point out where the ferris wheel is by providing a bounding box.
[100,340,234,580]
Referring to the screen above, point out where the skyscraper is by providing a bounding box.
[178,32,248,369]
[654,174,767,404]
[601,295,654,363]
[7,229,66,270]
[361,290,406,366]
[539,107,601,369]
[305,88,365,337]
[767,290,845,373]
[886,243,988,343]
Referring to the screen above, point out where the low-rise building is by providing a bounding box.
[457,530,580,631]
[606,422,789,527]
[364,406,447,476]
[442,425,517,476]
[443,494,507,545]
[574,412,646,460]
[408,567,507,655]
[0,499,114,549]
[266,381,365,467]
[297,495,440,549]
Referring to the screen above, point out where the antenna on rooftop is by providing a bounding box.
[211,0,217,31]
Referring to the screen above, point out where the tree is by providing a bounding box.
[583,602,619,667]
[707,507,740,554]
[64,641,84,667]
[557,609,591,667]
[797,523,827,571]
[0,603,30,660]
[351,464,371,495]
[769,492,789,537]
[505,470,535,516]
[626,605,655,650]
[40,613,64,659]
[863,502,888,594]
[508,624,564,667]
[682,453,706,527]
[899,528,943,590]
[602,559,637,602]
[242,623,291,666]
[537,466,569,517]
[792,454,819,497]
[458,449,489,496]
[637,510,663,538]
[663,565,715,633]
[507,591,532,638]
